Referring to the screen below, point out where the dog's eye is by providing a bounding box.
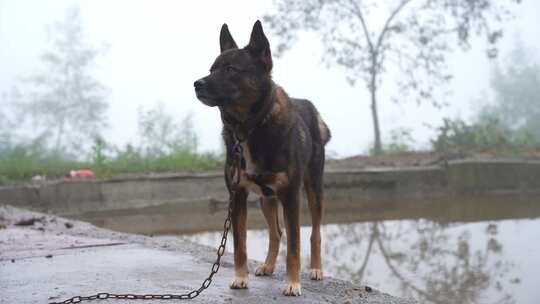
[226,66,237,73]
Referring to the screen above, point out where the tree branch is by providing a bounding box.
[350,0,374,53]
[357,223,378,280]
[375,227,441,303]
[375,0,413,54]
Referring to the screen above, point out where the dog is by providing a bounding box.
[194,20,331,296]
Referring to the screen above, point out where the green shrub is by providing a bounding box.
[431,115,537,152]
[368,128,415,155]
[96,146,223,177]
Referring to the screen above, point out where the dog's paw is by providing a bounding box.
[310,268,323,280]
[255,263,275,276]
[229,276,249,289]
[283,282,302,296]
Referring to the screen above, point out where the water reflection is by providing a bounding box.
[326,221,518,304]
[181,219,539,304]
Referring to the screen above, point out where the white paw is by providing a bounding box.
[255,263,275,276]
[283,281,302,296]
[310,268,323,280]
[229,275,249,289]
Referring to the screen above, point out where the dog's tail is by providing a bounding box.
[317,114,331,146]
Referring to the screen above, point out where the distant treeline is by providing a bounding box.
[1,6,539,184]
[0,104,223,185]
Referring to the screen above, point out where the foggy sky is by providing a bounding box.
[1,0,539,157]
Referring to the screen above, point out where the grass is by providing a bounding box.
[94,149,223,178]
[0,153,83,185]
[0,148,224,186]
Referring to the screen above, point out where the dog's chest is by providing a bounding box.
[241,142,257,175]
[234,142,287,197]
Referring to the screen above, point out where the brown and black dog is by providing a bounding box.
[194,20,330,296]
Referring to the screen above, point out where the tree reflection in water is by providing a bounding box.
[324,220,519,304]
[179,218,524,303]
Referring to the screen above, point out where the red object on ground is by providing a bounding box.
[64,169,95,181]
[72,169,95,178]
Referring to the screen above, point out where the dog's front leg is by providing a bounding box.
[230,188,249,289]
[255,196,282,276]
[279,187,302,296]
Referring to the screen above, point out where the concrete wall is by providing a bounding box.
[1,160,539,216]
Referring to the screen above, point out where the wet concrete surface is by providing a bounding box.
[0,205,416,304]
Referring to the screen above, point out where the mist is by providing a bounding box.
[1,0,539,158]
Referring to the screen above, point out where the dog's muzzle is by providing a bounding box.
[194,78,220,107]
[194,79,205,93]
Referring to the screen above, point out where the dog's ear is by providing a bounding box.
[220,24,238,53]
[247,20,272,72]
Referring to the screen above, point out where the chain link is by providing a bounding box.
[50,140,244,304]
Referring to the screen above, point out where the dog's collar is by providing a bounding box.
[222,87,274,142]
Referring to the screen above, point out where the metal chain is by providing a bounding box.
[50,141,244,304]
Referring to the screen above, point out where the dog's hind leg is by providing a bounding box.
[255,197,282,276]
[230,189,249,289]
[305,146,325,280]
[304,177,323,280]
[279,188,302,296]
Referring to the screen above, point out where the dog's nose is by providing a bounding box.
[194,79,205,91]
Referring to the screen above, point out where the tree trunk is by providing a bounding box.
[370,91,382,155]
[369,67,383,155]
[55,119,65,154]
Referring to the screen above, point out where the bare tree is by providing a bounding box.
[264,0,521,154]
[12,6,109,154]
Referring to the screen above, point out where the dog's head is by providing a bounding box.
[194,21,273,113]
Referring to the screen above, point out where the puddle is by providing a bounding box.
[81,195,540,303]
[178,218,539,304]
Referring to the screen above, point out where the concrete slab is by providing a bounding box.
[0,206,416,304]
